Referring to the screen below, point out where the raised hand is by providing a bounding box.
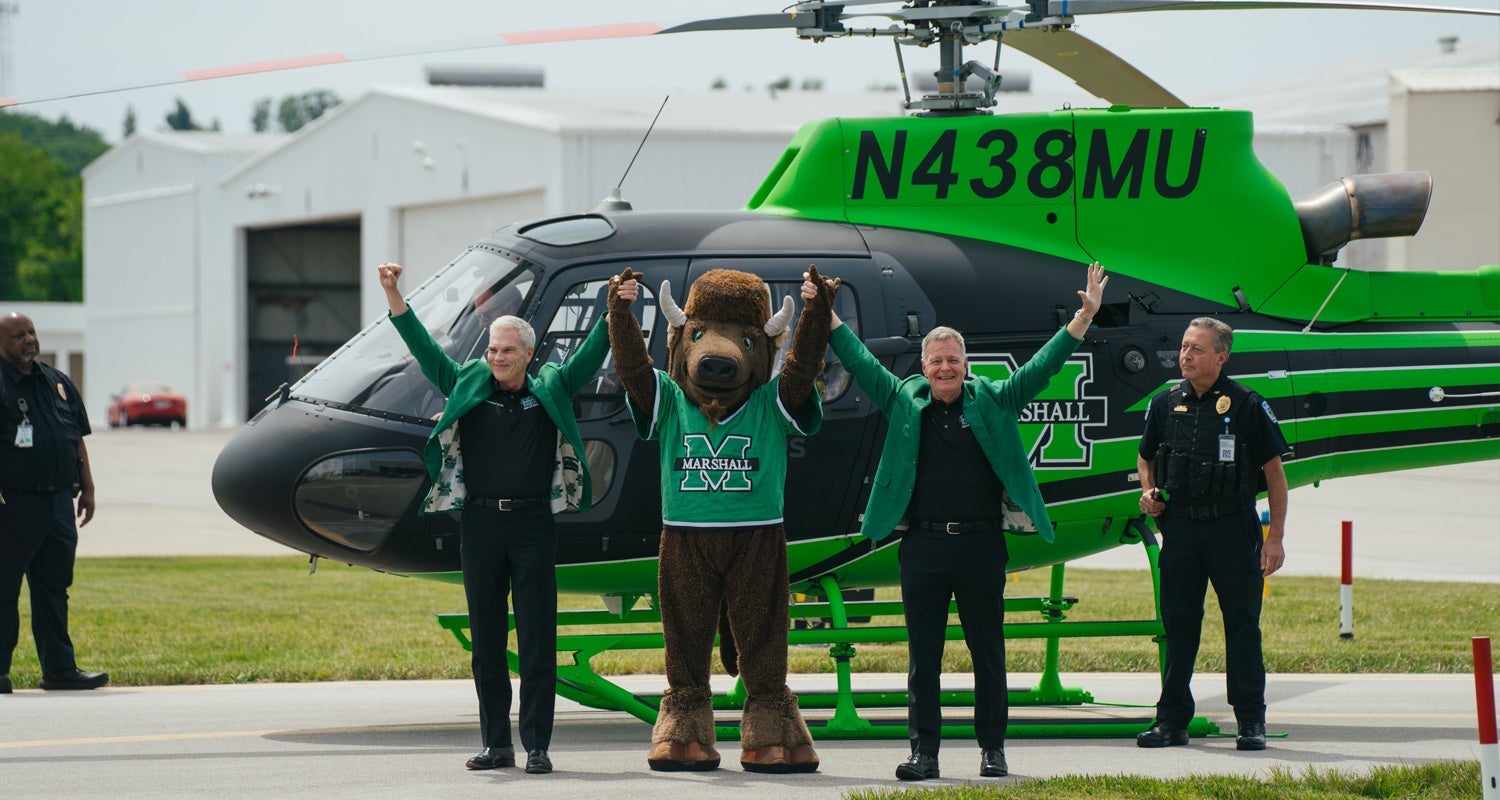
[1078,261,1108,319]
[800,264,840,306]
[609,267,644,312]
[378,262,403,292]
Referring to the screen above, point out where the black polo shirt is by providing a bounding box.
[457,380,556,500]
[908,394,1005,524]
[0,359,91,491]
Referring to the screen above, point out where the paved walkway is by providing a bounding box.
[1,672,1491,800]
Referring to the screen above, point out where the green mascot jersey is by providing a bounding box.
[630,371,822,528]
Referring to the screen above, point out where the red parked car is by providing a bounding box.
[108,382,187,428]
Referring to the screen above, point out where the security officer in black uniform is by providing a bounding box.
[1134,316,1288,751]
[1,312,108,694]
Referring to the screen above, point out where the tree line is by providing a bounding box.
[2,92,341,302]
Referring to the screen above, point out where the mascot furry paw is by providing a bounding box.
[607,265,838,774]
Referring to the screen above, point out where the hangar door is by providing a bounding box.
[398,191,545,288]
[245,220,360,420]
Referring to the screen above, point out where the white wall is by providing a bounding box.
[83,135,281,428]
[1388,72,1500,271]
[398,190,547,289]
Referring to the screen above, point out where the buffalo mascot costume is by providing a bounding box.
[607,265,838,773]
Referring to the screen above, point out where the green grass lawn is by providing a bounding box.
[846,762,1483,800]
[7,556,1495,688]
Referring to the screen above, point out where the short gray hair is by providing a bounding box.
[921,326,966,361]
[489,315,536,350]
[1188,317,1233,354]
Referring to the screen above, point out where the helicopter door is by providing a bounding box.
[527,261,688,564]
[684,257,885,542]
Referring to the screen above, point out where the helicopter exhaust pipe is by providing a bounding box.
[1293,171,1432,264]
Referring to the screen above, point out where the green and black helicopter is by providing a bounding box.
[21,0,1500,738]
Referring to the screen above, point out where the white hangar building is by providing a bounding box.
[82,87,909,429]
[79,47,1499,429]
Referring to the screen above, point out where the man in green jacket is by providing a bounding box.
[808,262,1106,781]
[379,262,610,776]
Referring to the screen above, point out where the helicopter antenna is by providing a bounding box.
[595,95,670,213]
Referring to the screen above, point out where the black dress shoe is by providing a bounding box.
[0,675,12,694]
[1136,720,1189,748]
[979,747,1008,777]
[525,748,553,774]
[1236,721,1267,751]
[465,747,516,770]
[39,668,108,691]
[894,752,939,781]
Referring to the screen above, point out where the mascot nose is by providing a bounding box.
[697,356,738,385]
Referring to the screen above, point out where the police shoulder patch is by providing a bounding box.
[1261,399,1278,424]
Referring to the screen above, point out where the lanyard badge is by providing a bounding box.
[1217,416,1234,462]
[15,398,33,448]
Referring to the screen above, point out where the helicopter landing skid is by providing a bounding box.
[435,538,1218,740]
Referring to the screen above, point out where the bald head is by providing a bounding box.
[1,312,40,371]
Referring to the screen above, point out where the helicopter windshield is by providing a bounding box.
[289,248,537,421]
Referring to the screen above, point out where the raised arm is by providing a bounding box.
[815,274,903,415]
[379,262,408,318]
[607,268,656,415]
[779,264,839,414]
[1065,261,1108,341]
[380,262,460,394]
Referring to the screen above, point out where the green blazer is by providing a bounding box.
[829,323,1082,543]
[390,308,610,516]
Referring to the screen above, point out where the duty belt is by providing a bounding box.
[909,519,1001,534]
[1166,501,1251,521]
[468,495,548,511]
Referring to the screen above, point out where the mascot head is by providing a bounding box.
[659,269,793,424]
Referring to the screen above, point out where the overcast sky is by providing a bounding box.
[4,0,1498,141]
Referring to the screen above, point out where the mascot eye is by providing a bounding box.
[742,336,754,351]
[691,330,704,342]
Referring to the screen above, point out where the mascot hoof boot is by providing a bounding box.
[647,741,721,772]
[740,744,821,774]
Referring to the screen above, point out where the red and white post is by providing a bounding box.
[1475,636,1499,800]
[1339,521,1354,639]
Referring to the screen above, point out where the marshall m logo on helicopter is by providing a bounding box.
[973,354,1107,470]
[849,124,1206,202]
[675,433,759,492]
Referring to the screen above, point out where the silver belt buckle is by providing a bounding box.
[945,521,961,534]
[496,498,514,511]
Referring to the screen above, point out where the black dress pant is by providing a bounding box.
[1155,507,1266,726]
[0,490,80,676]
[899,528,1009,755]
[459,503,557,752]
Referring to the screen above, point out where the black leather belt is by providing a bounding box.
[1167,501,1250,521]
[910,519,1001,534]
[468,495,548,511]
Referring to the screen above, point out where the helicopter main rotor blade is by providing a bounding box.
[1003,27,1188,106]
[2,15,804,108]
[1038,0,1499,17]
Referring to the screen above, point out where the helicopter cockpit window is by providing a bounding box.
[766,281,859,404]
[535,277,658,422]
[290,249,537,421]
[517,215,615,247]
[532,277,656,504]
[294,449,426,553]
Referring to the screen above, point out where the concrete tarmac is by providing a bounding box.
[1,672,1491,800]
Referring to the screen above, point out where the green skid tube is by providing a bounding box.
[435,533,1219,740]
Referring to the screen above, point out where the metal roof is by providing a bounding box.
[1200,37,1500,127]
